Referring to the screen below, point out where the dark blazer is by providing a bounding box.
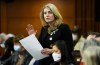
[1,50,32,65]
[38,23,74,65]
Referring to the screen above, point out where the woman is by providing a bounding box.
[51,40,72,65]
[26,3,74,65]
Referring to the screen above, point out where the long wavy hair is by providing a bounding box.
[40,3,63,27]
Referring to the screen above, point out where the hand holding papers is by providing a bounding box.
[19,34,49,60]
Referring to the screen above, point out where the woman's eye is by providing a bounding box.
[48,11,53,14]
[44,11,52,14]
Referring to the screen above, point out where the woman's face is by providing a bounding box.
[14,42,24,52]
[43,7,55,23]
[52,45,61,54]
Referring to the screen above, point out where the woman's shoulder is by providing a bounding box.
[59,23,69,29]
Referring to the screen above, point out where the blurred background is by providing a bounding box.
[0,0,100,37]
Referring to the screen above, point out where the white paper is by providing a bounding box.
[29,58,36,65]
[19,34,49,60]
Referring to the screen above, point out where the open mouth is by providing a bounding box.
[46,18,50,20]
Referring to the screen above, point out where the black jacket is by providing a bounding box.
[38,23,74,65]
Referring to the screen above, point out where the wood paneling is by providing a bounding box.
[7,18,42,37]
[75,0,100,37]
[0,1,8,33]
[0,0,1,32]
[1,0,100,37]
[0,0,75,37]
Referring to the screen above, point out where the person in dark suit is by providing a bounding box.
[26,3,74,65]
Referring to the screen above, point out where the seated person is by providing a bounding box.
[80,38,100,65]
[82,46,100,65]
[1,35,32,65]
[0,37,14,65]
[51,40,74,65]
[0,33,6,56]
[86,32,100,40]
[72,25,80,46]
[74,35,86,51]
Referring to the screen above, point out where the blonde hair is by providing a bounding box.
[83,46,100,65]
[40,3,63,27]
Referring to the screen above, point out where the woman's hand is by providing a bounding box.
[26,24,37,35]
[41,48,52,55]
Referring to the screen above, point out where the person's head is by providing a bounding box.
[0,33,6,44]
[40,3,63,27]
[52,40,69,64]
[87,32,100,40]
[81,39,100,55]
[5,33,15,40]
[13,35,24,52]
[72,25,80,34]
[4,37,14,51]
[82,46,100,65]
[72,25,79,41]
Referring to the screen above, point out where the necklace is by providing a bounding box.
[49,30,56,41]
[48,25,59,41]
